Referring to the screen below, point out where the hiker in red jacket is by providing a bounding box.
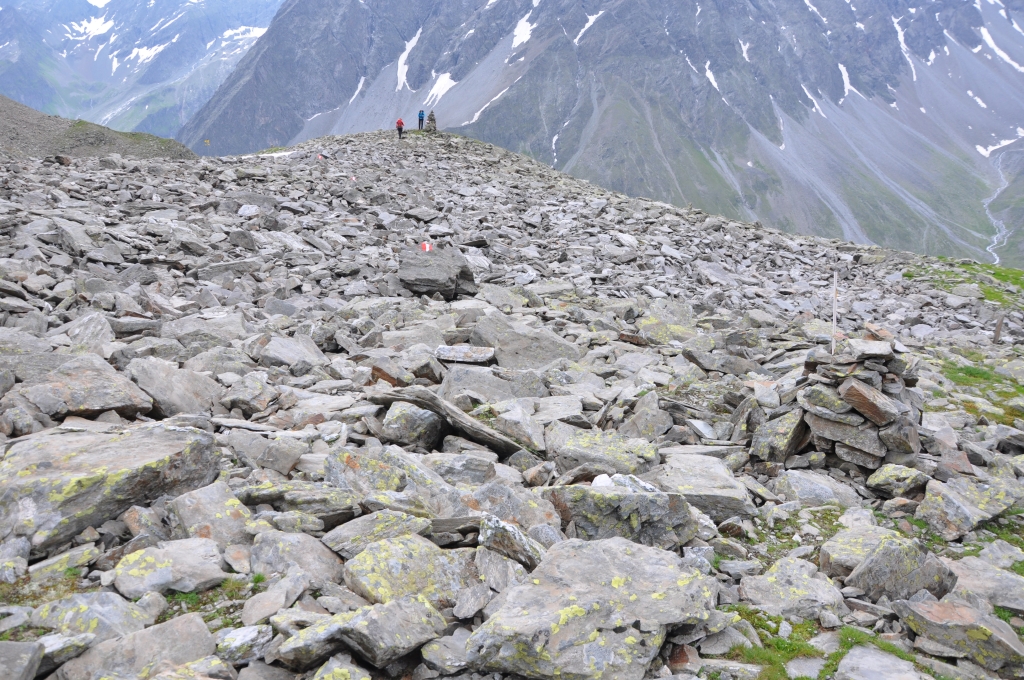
[396,118,405,140]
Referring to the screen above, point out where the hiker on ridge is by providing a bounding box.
[396,117,405,139]
[418,110,426,131]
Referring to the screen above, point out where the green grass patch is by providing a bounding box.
[942,362,996,387]
[818,627,928,679]
[169,591,201,607]
[252,572,266,585]
[716,606,822,679]
[994,606,1024,637]
[0,572,97,608]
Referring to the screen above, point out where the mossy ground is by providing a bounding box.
[902,262,1024,310]
[155,576,265,627]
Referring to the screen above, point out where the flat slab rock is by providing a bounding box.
[466,537,718,680]
[0,421,217,552]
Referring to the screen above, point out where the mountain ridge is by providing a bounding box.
[179,0,1024,266]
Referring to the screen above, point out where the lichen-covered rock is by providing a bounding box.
[343,534,478,609]
[0,422,217,552]
[477,514,546,570]
[0,641,43,680]
[464,479,561,529]
[466,537,718,680]
[333,595,447,667]
[544,420,658,475]
[421,628,472,675]
[54,612,214,680]
[277,596,446,670]
[312,653,373,680]
[805,413,886,457]
[215,625,273,665]
[641,454,756,522]
[28,543,100,585]
[866,464,930,497]
[945,556,1024,614]
[32,592,152,645]
[540,484,697,550]
[893,599,1024,671]
[250,530,344,588]
[379,401,444,449]
[771,470,862,508]
[321,510,431,559]
[236,478,361,530]
[739,557,848,619]
[169,481,252,549]
[1,353,152,420]
[844,535,956,602]
[819,525,900,578]
[112,537,229,599]
[750,409,806,461]
[916,474,1024,541]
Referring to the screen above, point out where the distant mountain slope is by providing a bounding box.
[179,0,1024,266]
[0,0,284,138]
[0,94,195,159]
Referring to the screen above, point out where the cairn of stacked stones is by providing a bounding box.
[1,132,1024,680]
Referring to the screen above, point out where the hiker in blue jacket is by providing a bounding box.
[418,110,426,131]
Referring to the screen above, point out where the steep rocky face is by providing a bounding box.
[180,0,1024,266]
[0,0,284,137]
[2,130,1024,679]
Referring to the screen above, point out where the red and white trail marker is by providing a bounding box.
[421,242,433,252]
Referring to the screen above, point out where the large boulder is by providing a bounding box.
[819,525,900,578]
[835,645,927,680]
[545,421,658,475]
[54,613,214,680]
[471,312,580,370]
[257,334,328,370]
[112,538,229,599]
[739,557,848,619]
[398,247,476,300]
[0,422,217,551]
[1,353,152,420]
[466,538,718,680]
[844,535,956,602]
[771,470,861,508]
[321,510,432,559]
[126,357,225,417]
[945,556,1024,614]
[169,481,253,549]
[893,599,1024,671]
[343,535,478,609]
[916,474,1024,541]
[31,592,152,645]
[750,410,807,462]
[0,641,43,680]
[641,454,757,522]
[276,596,447,670]
[250,530,344,589]
[540,485,697,550]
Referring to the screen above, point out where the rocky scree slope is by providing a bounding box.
[3,131,1024,679]
[180,0,1024,266]
[0,94,196,161]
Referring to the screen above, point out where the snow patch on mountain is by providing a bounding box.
[574,11,603,45]
[424,73,457,107]
[396,28,422,92]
